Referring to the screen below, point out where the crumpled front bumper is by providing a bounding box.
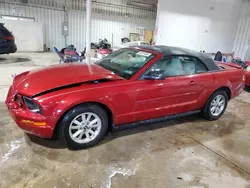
[5,85,54,138]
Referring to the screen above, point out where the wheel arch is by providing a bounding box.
[201,86,231,121]
[53,101,114,138]
[213,86,231,100]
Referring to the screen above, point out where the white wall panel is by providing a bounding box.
[156,0,241,53]
[0,18,44,51]
[233,0,250,60]
[67,10,155,50]
[0,2,65,50]
[0,0,156,51]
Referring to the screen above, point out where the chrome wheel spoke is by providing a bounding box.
[77,130,84,139]
[86,113,91,122]
[73,130,83,138]
[81,114,85,122]
[219,105,224,111]
[85,132,90,140]
[71,125,81,130]
[82,113,92,123]
[91,124,99,128]
[215,107,219,114]
[211,106,216,113]
[73,120,82,126]
[218,101,224,106]
[89,119,98,127]
[88,129,95,136]
[216,95,222,102]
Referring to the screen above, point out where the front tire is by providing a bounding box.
[202,90,228,121]
[59,104,108,149]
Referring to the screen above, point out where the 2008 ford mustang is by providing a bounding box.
[6,46,245,149]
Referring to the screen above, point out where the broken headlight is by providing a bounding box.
[22,96,41,114]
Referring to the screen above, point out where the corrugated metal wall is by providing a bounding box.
[233,0,250,60]
[0,0,156,51]
[0,2,66,50]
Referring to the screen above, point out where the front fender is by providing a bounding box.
[35,88,115,130]
[51,91,115,123]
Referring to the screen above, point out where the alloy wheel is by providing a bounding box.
[210,95,226,116]
[69,112,102,144]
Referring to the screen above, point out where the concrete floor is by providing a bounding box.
[1,53,250,188]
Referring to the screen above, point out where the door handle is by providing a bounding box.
[189,80,196,85]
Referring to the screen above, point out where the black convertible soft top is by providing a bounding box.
[139,45,220,71]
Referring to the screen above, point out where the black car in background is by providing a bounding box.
[0,23,17,54]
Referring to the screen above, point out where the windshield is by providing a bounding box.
[96,48,155,79]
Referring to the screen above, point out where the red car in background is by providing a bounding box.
[246,61,250,87]
[246,66,250,87]
[6,46,245,149]
[231,58,250,87]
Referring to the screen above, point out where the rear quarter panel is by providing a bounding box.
[213,64,245,98]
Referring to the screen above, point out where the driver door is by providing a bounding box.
[134,56,201,122]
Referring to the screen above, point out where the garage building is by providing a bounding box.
[1,0,250,188]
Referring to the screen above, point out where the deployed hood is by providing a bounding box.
[13,63,123,97]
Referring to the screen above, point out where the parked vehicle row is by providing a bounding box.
[91,38,112,51]
[6,45,245,149]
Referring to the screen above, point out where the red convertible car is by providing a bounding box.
[6,46,245,149]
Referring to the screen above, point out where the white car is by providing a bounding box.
[113,41,149,51]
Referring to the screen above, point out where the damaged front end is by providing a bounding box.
[32,77,121,98]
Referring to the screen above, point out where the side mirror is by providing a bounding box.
[143,69,165,80]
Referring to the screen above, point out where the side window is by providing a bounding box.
[144,56,208,78]
[180,57,196,75]
[195,59,208,73]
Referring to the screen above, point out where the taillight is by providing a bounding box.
[3,36,14,40]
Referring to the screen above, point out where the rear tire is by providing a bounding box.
[59,104,108,150]
[202,90,228,121]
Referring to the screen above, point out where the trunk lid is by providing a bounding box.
[217,62,243,70]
